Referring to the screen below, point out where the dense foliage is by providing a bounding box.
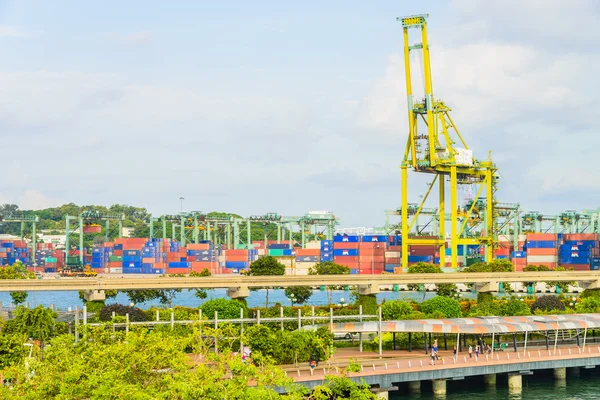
[0,261,36,305]
[420,296,461,318]
[381,299,414,320]
[284,286,313,305]
[243,324,334,365]
[530,295,566,314]
[201,298,249,319]
[99,304,148,322]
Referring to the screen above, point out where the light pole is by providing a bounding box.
[287,293,296,306]
[179,197,185,213]
[339,297,347,308]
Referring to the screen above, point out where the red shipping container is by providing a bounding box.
[191,261,218,272]
[225,250,249,256]
[386,257,400,264]
[359,268,384,274]
[153,262,166,269]
[166,268,189,275]
[333,256,358,263]
[113,250,123,256]
[187,243,211,250]
[186,256,196,262]
[342,262,359,270]
[494,248,510,256]
[333,242,359,249]
[109,261,121,268]
[359,248,385,256]
[359,255,385,263]
[563,234,598,241]
[388,246,402,252]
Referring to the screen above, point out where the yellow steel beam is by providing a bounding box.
[439,176,445,268]
[486,168,494,261]
[404,238,445,245]
[450,165,458,269]
[401,166,409,269]
[420,22,436,166]
[407,175,438,233]
[445,112,469,150]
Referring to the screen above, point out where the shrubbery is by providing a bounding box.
[201,298,249,319]
[99,304,147,322]
[420,296,461,318]
[530,295,565,314]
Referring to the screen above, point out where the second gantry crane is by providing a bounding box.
[398,14,499,269]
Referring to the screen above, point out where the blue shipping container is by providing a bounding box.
[122,261,142,268]
[123,255,142,262]
[408,256,434,263]
[559,258,590,265]
[350,269,359,275]
[563,240,596,248]
[282,249,296,256]
[320,256,333,262]
[321,240,333,246]
[334,235,360,243]
[526,241,556,249]
[269,244,290,249]
[113,244,123,250]
[124,250,140,256]
[151,268,165,274]
[560,245,592,253]
[361,235,387,243]
[123,268,143,274]
[512,251,527,258]
[333,249,359,256]
[168,262,190,268]
[225,261,249,269]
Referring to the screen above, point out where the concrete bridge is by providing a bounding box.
[284,345,600,398]
[1,271,599,300]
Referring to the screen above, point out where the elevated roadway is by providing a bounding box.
[2,271,599,293]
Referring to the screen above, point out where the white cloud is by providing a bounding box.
[0,26,31,38]
[106,31,154,47]
[18,190,64,210]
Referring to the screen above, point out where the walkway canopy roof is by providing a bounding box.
[327,314,600,335]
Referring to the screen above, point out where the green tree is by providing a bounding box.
[575,297,600,313]
[201,298,249,319]
[0,261,35,305]
[547,265,575,293]
[0,333,28,369]
[248,256,285,307]
[420,296,461,318]
[190,268,212,304]
[123,275,183,308]
[407,262,457,299]
[381,299,414,320]
[308,261,350,305]
[284,286,312,305]
[4,306,57,345]
[530,295,566,314]
[465,259,514,292]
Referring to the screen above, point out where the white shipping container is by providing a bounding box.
[109,267,123,274]
[295,262,316,269]
[385,251,401,258]
[305,241,321,249]
[257,249,266,256]
[526,255,557,263]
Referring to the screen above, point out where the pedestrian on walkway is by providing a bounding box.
[430,349,436,365]
[468,344,473,358]
[475,345,480,358]
[453,345,457,359]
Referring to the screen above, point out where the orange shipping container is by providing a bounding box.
[113,250,123,256]
[186,243,211,250]
[563,233,598,241]
[142,257,155,263]
[295,249,320,256]
[333,256,358,263]
[359,255,385,263]
[358,242,387,249]
[166,268,189,275]
[359,248,385,256]
[526,233,557,241]
[226,255,249,262]
[386,257,400,264]
[527,248,557,256]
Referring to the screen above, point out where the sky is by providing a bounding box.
[1,0,599,228]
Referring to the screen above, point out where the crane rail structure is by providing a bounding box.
[398,14,498,269]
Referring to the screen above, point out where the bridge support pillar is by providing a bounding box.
[475,281,497,293]
[432,379,446,396]
[357,284,380,295]
[569,367,580,377]
[83,290,105,301]
[508,373,522,393]
[407,381,421,394]
[226,286,249,299]
[554,367,566,380]
[484,373,496,387]
[374,390,389,400]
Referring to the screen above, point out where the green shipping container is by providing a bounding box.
[268,249,284,256]
[110,256,123,262]
[45,257,57,263]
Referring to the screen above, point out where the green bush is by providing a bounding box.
[575,297,600,313]
[530,295,565,314]
[477,292,494,304]
[381,300,413,320]
[420,296,461,318]
[581,289,600,299]
[500,298,531,316]
[201,298,249,320]
[355,294,378,315]
[99,304,147,322]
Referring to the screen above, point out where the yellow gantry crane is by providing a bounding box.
[398,14,498,269]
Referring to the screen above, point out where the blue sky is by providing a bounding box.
[1,0,600,227]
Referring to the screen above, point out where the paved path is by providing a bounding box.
[281,345,600,382]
